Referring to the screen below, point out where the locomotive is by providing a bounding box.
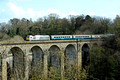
[26,34,114,41]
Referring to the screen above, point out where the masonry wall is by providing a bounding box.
[0,40,93,80]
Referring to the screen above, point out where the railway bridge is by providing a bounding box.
[0,39,102,80]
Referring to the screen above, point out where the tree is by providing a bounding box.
[114,15,120,36]
[8,28,16,37]
[75,15,85,30]
[89,47,117,80]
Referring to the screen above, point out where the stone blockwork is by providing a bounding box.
[0,39,101,80]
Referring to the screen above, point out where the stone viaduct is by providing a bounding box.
[0,39,101,80]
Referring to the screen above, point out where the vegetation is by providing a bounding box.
[0,14,120,80]
[0,14,116,39]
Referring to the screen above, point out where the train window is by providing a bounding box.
[26,36,29,38]
[33,36,35,39]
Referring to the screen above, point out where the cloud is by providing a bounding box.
[111,12,118,16]
[8,2,38,19]
[101,14,108,18]
[7,2,81,21]
[17,0,32,1]
[0,8,5,12]
[110,12,118,19]
[88,11,95,16]
[87,12,116,19]
[0,0,8,2]
[69,11,79,16]
[11,0,32,1]
[100,12,118,19]
[47,9,67,18]
[1,9,5,12]
[8,2,68,19]
[8,2,26,17]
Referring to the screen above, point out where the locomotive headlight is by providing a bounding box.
[26,38,30,41]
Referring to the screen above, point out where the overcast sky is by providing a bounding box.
[0,0,120,23]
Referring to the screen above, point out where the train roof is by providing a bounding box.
[27,35,50,37]
[51,35,72,36]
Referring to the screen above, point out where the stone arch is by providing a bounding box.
[10,47,25,80]
[65,44,77,66]
[30,46,44,76]
[48,45,61,70]
[64,44,77,78]
[82,43,90,67]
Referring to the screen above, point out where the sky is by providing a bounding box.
[0,0,120,23]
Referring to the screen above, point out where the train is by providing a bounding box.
[26,34,114,41]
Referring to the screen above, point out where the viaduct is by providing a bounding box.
[0,39,101,80]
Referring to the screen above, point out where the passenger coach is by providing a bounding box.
[73,35,92,39]
[51,35,72,40]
